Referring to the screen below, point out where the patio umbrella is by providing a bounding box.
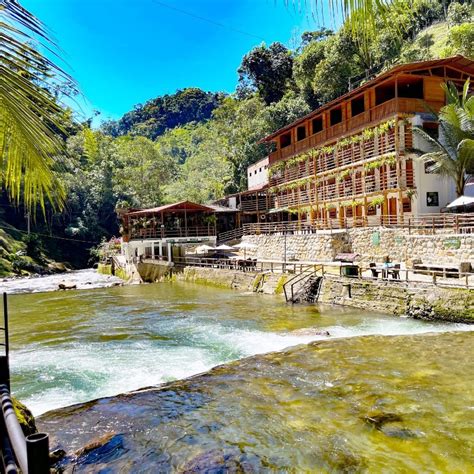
[446,195,474,208]
[233,241,257,259]
[215,244,234,251]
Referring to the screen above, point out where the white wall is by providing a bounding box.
[410,116,457,213]
[247,157,269,190]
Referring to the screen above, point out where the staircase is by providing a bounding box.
[283,266,323,304]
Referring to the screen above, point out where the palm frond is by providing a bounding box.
[1,0,77,213]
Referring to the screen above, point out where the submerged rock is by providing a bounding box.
[362,412,403,430]
[181,448,264,473]
[58,282,77,290]
[74,433,126,465]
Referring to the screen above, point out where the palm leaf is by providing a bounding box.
[1,0,77,213]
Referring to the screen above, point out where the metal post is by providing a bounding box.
[3,294,9,392]
[26,433,50,474]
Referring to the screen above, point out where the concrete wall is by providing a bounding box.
[242,231,351,262]
[137,260,173,282]
[319,274,474,323]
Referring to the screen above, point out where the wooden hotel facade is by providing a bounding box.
[257,56,474,228]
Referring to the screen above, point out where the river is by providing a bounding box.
[4,270,474,471]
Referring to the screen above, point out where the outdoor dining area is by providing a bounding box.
[176,242,259,272]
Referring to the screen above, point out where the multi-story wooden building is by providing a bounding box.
[260,56,473,227]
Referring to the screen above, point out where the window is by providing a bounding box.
[351,95,365,117]
[424,160,437,174]
[280,132,292,148]
[426,192,439,207]
[312,117,323,134]
[297,126,306,141]
[375,82,395,105]
[422,122,439,139]
[398,78,423,99]
[330,107,342,126]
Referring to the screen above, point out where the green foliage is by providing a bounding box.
[445,22,474,58]
[1,1,78,213]
[415,80,474,196]
[446,1,473,26]
[101,88,223,139]
[237,42,294,105]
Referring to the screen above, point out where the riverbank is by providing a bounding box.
[0,269,123,294]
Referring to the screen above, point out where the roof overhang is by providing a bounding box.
[259,55,474,144]
[125,201,214,217]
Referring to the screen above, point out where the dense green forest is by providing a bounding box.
[1,0,472,274]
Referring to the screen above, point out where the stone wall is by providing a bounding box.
[242,228,473,267]
[319,275,474,323]
[172,267,288,295]
[348,228,473,265]
[242,231,351,262]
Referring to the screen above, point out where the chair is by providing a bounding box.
[391,264,401,280]
[369,263,379,278]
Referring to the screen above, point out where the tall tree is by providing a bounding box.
[238,42,294,105]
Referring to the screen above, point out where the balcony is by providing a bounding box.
[269,97,442,164]
[270,126,401,188]
[130,226,216,240]
[273,168,415,209]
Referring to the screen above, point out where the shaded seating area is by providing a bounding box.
[122,201,218,240]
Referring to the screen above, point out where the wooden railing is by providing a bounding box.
[274,168,414,209]
[270,97,442,163]
[242,213,474,235]
[217,227,244,243]
[130,226,216,240]
[269,127,400,188]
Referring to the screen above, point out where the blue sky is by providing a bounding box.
[22,0,336,123]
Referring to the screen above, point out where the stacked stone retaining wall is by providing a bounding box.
[242,231,351,261]
[319,275,474,323]
[242,228,473,266]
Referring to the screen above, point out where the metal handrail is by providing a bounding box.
[0,294,50,474]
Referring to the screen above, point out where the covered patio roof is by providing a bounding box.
[126,201,214,216]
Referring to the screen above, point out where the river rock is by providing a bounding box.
[181,448,263,473]
[58,281,77,290]
[362,412,403,430]
[12,397,37,437]
[75,432,126,465]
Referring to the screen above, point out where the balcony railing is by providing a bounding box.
[270,126,402,188]
[242,213,474,235]
[270,97,442,163]
[274,168,414,209]
[130,226,216,240]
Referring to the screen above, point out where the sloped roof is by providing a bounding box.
[261,55,474,143]
[126,201,214,216]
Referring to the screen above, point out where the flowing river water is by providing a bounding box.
[4,270,474,471]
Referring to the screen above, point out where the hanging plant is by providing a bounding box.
[406,188,418,200]
[368,196,385,209]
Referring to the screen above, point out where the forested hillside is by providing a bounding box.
[1,0,472,275]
